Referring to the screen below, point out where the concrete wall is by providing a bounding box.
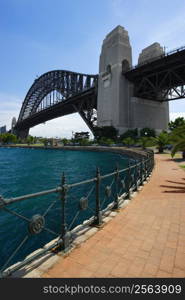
[130,97,169,133]
[133,43,169,132]
[138,42,164,65]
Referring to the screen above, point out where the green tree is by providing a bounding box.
[41,138,49,147]
[79,138,90,146]
[0,133,17,144]
[138,137,154,149]
[94,126,118,141]
[26,135,34,145]
[120,128,138,140]
[98,137,114,146]
[153,132,169,153]
[122,137,135,147]
[168,117,185,131]
[61,138,68,145]
[140,127,156,137]
[170,125,185,159]
[33,136,37,144]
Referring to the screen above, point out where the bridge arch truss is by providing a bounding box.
[15,70,98,137]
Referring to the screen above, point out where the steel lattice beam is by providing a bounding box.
[15,70,98,136]
[124,47,185,101]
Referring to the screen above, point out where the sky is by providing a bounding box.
[0,0,185,138]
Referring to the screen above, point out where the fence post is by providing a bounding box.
[152,151,155,169]
[146,156,149,179]
[140,159,144,185]
[60,173,70,251]
[144,157,147,181]
[148,154,151,175]
[113,165,119,209]
[94,167,102,226]
[147,153,150,178]
[134,160,138,191]
[127,160,131,199]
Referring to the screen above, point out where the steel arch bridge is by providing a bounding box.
[14,70,98,138]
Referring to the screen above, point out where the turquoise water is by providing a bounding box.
[0,147,131,270]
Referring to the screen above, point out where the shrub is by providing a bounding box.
[98,137,114,146]
[94,126,118,141]
[122,137,135,147]
[140,127,156,137]
[153,132,169,153]
[120,128,138,140]
[138,137,154,149]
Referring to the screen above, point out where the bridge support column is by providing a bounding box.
[130,43,169,132]
[130,97,169,134]
[97,26,169,134]
[15,128,29,139]
[97,25,132,134]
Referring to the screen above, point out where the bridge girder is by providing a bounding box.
[124,47,185,101]
[15,70,98,137]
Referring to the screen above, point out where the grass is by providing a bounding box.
[180,165,185,170]
[15,143,44,147]
[162,152,182,158]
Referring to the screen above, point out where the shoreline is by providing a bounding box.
[0,144,149,160]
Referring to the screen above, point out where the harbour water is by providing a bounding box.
[0,147,130,270]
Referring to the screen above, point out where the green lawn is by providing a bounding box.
[15,143,44,147]
[162,152,182,158]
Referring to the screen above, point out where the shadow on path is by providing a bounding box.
[160,179,185,193]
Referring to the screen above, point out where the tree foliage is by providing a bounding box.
[153,132,169,153]
[138,137,154,149]
[94,126,118,141]
[168,117,185,131]
[26,135,34,145]
[0,133,17,144]
[98,137,114,145]
[170,125,185,158]
[120,128,138,140]
[122,137,135,147]
[140,127,156,137]
[61,138,69,145]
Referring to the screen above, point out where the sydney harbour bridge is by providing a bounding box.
[13,26,185,138]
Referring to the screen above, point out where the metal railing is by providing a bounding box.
[0,150,154,278]
[126,45,185,72]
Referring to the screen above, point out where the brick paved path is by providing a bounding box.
[42,154,185,278]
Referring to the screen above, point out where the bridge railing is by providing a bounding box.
[125,45,185,72]
[0,150,154,278]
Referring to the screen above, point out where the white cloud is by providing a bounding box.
[169,112,185,121]
[29,114,92,138]
[0,92,92,137]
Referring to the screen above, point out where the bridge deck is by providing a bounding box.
[124,48,185,101]
[125,48,185,81]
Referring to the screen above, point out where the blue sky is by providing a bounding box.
[0,0,185,137]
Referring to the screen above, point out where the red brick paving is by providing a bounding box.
[42,154,185,278]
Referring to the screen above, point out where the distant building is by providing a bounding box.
[74,132,90,140]
[0,125,6,134]
[11,117,16,132]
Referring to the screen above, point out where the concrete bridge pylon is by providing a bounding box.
[97,25,169,134]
